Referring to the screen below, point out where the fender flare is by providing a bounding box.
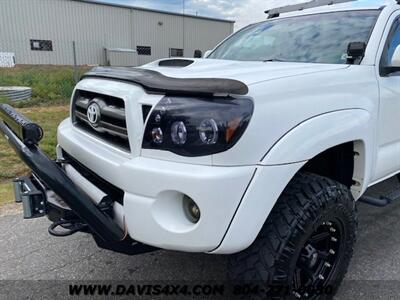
[261,109,372,166]
[261,108,373,197]
[212,109,373,254]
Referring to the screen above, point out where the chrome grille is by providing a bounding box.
[72,90,130,151]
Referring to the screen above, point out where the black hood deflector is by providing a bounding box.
[81,67,249,96]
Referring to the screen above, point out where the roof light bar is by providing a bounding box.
[265,0,357,18]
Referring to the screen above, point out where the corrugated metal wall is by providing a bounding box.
[0,0,234,66]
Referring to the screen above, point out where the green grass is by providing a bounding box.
[0,105,70,205]
[0,183,14,206]
[0,65,90,107]
[0,66,82,206]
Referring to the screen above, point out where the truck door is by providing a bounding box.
[375,15,400,180]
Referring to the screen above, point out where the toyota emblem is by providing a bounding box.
[87,102,101,127]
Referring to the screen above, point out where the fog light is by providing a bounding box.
[184,195,201,223]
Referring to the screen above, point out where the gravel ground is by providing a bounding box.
[1,199,400,299]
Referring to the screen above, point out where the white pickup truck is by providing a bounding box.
[2,0,400,298]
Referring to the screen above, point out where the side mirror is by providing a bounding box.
[346,42,366,64]
[391,45,400,67]
[204,50,212,58]
[194,50,202,58]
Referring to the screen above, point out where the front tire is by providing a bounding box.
[229,173,357,299]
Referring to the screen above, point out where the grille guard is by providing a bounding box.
[0,104,136,245]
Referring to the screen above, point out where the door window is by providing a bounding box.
[382,19,400,66]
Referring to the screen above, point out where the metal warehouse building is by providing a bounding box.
[0,0,234,66]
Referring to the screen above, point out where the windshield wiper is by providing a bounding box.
[263,58,284,62]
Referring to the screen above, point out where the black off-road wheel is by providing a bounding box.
[229,173,357,299]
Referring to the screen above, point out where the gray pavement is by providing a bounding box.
[1,200,400,299]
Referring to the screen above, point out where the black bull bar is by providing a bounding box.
[0,103,124,242]
[0,104,156,254]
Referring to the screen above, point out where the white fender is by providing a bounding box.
[261,109,372,166]
[213,109,373,254]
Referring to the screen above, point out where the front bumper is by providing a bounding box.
[0,128,123,242]
[58,119,256,252]
[0,104,156,255]
[1,104,306,255]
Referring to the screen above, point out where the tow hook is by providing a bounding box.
[46,196,115,237]
[48,219,88,237]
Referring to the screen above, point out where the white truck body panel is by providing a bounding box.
[56,3,400,253]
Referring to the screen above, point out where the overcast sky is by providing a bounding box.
[94,0,382,29]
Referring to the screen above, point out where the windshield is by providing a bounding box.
[208,10,380,64]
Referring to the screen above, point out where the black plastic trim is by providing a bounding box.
[158,59,194,67]
[141,104,152,123]
[81,67,249,96]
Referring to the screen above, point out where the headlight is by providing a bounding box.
[142,96,254,157]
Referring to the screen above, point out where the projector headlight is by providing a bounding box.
[142,96,254,157]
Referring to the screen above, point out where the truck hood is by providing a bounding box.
[142,58,349,87]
